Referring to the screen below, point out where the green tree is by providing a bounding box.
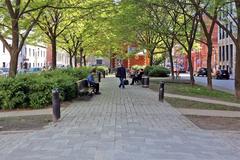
[0,0,51,77]
[192,0,240,98]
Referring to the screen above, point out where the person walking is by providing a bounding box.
[116,63,126,89]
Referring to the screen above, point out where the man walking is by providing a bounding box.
[116,63,126,89]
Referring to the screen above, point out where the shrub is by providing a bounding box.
[144,66,153,75]
[131,65,145,71]
[0,67,90,110]
[96,66,108,74]
[144,65,170,77]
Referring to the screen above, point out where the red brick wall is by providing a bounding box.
[46,45,52,67]
[129,55,145,67]
[191,16,218,72]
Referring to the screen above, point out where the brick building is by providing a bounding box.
[111,44,150,69]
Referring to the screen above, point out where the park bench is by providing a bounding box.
[76,79,95,97]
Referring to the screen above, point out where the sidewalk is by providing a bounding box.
[0,77,240,160]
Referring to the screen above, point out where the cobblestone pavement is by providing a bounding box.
[1,77,240,160]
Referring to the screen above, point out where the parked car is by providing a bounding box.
[196,67,207,76]
[17,68,28,74]
[216,70,230,80]
[0,68,9,77]
[29,67,42,73]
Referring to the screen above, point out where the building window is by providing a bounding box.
[222,28,225,39]
[33,49,35,56]
[230,44,233,67]
[38,63,39,67]
[222,46,225,61]
[219,27,222,40]
[29,48,31,57]
[33,63,35,67]
[219,46,222,61]
[96,59,103,65]
[226,45,229,61]
[230,22,233,34]
[3,62,5,68]
[38,48,39,57]
[226,24,228,38]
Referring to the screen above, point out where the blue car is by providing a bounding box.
[29,67,42,73]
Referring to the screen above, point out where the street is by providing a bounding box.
[180,73,235,94]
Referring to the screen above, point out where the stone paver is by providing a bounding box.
[0,77,240,160]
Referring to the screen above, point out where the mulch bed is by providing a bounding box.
[0,115,52,132]
[186,115,240,131]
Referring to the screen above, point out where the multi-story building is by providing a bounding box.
[0,40,71,70]
[111,44,150,69]
[46,45,71,67]
[0,40,46,69]
[218,2,236,77]
[23,44,47,68]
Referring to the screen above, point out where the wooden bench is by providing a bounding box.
[76,79,95,97]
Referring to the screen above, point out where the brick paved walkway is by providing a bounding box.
[1,77,240,160]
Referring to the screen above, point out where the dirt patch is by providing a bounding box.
[186,115,240,131]
[0,115,52,132]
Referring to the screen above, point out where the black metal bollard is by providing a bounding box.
[142,76,149,88]
[103,70,106,78]
[159,82,165,102]
[98,71,101,82]
[52,89,60,122]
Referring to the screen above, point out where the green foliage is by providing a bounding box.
[131,65,145,71]
[96,66,108,74]
[144,66,170,77]
[0,67,90,110]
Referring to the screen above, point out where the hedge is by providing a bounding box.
[144,66,170,77]
[0,67,91,110]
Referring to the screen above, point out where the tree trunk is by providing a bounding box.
[83,55,86,66]
[9,51,19,77]
[168,49,175,80]
[74,55,77,67]
[207,42,213,90]
[79,47,83,67]
[235,1,240,98]
[150,50,154,66]
[51,37,57,69]
[69,55,73,67]
[9,17,20,77]
[187,51,195,85]
[235,44,240,98]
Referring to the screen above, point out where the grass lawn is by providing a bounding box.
[165,97,240,111]
[150,79,240,103]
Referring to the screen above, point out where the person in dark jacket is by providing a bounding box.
[130,69,144,85]
[116,63,126,88]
